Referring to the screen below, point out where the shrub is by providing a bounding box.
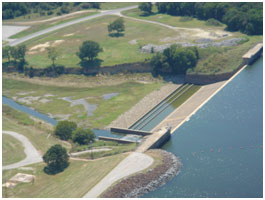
[73,128,95,145]
[54,120,77,140]
[205,18,222,26]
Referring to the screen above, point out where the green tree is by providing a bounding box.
[77,40,103,62]
[73,128,95,145]
[54,120,77,140]
[43,144,69,174]
[16,45,27,63]
[108,18,125,36]
[2,46,13,62]
[47,47,58,67]
[139,2,152,15]
[10,47,19,62]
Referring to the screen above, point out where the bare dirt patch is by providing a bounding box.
[30,42,50,51]
[52,40,65,47]
[63,33,75,37]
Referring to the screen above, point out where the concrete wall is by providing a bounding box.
[3,62,153,77]
[98,136,135,144]
[110,127,152,136]
[149,128,171,149]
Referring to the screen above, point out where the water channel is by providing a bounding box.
[143,57,263,198]
[2,96,141,142]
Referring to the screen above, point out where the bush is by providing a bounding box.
[73,128,95,145]
[205,18,222,26]
[54,120,77,140]
[43,144,69,174]
[47,10,53,15]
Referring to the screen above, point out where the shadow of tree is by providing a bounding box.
[79,58,103,69]
[108,32,125,37]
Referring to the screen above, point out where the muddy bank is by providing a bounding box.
[101,149,182,198]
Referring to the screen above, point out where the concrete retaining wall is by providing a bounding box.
[110,127,152,136]
[149,128,171,149]
[98,136,135,144]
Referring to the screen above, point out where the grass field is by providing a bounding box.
[122,8,226,30]
[2,134,26,166]
[100,2,137,10]
[3,76,165,129]
[189,35,263,74]
[22,15,179,68]
[8,11,99,39]
[2,105,70,154]
[2,154,127,198]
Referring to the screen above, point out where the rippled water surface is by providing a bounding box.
[143,58,263,198]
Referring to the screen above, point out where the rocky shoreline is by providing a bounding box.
[101,149,182,198]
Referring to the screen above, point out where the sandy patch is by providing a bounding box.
[30,42,50,51]
[48,113,71,121]
[52,40,64,47]
[27,51,38,55]
[39,98,51,103]
[44,93,55,97]
[129,39,137,45]
[10,173,35,183]
[86,27,91,30]
[17,96,41,104]
[16,91,34,96]
[63,33,74,37]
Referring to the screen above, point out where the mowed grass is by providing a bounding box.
[100,2,137,10]
[3,77,165,128]
[2,134,26,166]
[122,8,226,30]
[9,12,99,39]
[2,154,127,198]
[23,15,179,68]
[2,105,70,154]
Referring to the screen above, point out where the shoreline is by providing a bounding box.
[171,64,248,133]
[100,149,182,198]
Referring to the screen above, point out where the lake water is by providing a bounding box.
[143,57,263,198]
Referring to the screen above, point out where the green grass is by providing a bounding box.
[2,134,26,166]
[100,2,137,10]
[189,35,263,74]
[2,76,164,129]
[170,85,201,109]
[75,143,137,159]
[2,105,70,154]
[2,154,127,198]
[122,8,226,30]
[2,105,35,126]
[9,12,99,39]
[22,15,179,68]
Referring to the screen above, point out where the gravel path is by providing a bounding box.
[2,131,43,170]
[83,152,154,198]
[107,82,183,129]
[2,25,30,42]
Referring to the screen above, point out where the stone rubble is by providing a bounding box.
[140,38,245,53]
[101,149,182,198]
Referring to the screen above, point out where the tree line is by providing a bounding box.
[154,2,262,35]
[2,2,100,19]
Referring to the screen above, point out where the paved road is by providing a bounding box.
[2,131,43,170]
[83,152,153,198]
[8,5,137,47]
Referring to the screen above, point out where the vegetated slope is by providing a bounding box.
[2,2,100,21]
[155,2,262,35]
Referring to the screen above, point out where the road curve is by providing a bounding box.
[2,130,43,170]
[83,152,154,198]
[8,5,138,47]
